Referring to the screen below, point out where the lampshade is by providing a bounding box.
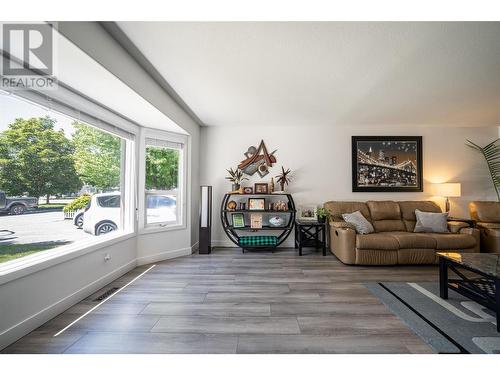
[433,183,461,197]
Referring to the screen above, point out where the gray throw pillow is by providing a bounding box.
[414,209,449,233]
[342,211,374,234]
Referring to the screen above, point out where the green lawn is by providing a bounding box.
[0,241,71,263]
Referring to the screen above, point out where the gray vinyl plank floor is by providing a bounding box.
[1,247,437,354]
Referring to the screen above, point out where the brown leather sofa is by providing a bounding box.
[324,200,480,265]
[469,201,500,253]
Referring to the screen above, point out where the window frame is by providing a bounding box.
[0,89,138,280]
[139,128,187,233]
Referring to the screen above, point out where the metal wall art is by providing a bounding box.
[238,140,277,177]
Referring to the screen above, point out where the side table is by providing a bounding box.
[294,219,327,256]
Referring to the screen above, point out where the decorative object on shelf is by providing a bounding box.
[220,193,296,253]
[232,213,245,228]
[250,213,263,229]
[269,177,275,193]
[239,235,278,248]
[433,183,461,212]
[248,198,265,210]
[243,187,253,194]
[276,166,292,192]
[268,202,274,210]
[239,202,246,210]
[238,140,277,177]
[352,136,423,192]
[466,138,500,201]
[228,186,244,194]
[269,216,285,227]
[315,207,332,224]
[275,200,288,211]
[299,205,317,221]
[227,200,237,211]
[225,167,248,191]
[254,182,269,194]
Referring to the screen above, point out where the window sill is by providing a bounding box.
[139,222,186,235]
[0,231,136,286]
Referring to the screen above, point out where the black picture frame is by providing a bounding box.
[254,183,269,194]
[248,198,266,210]
[352,136,423,192]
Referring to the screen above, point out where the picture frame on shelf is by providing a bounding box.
[254,183,269,194]
[299,205,317,221]
[232,213,245,228]
[250,213,263,229]
[243,187,253,194]
[248,198,265,210]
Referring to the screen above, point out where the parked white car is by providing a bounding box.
[83,192,121,236]
[73,209,85,228]
[83,192,177,236]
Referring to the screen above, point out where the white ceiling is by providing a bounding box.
[118,22,500,128]
[56,31,186,134]
[0,23,188,134]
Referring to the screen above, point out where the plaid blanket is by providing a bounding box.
[239,236,278,247]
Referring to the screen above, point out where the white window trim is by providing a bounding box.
[138,128,188,234]
[0,89,139,280]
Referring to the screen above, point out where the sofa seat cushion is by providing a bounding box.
[356,233,399,250]
[387,232,437,249]
[429,233,476,250]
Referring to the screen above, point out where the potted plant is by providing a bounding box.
[276,166,292,192]
[315,207,331,224]
[226,167,248,191]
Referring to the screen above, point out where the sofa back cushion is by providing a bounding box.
[366,201,406,232]
[469,201,500,223]
[398,201,442,231]
[324,201,371,222]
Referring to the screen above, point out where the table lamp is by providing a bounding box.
[434,183,461,212]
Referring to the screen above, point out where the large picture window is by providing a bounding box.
[0,92,134,265]
[144,138,183,227]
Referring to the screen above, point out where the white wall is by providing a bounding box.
[0,236,137,349]
[201,125,498,247]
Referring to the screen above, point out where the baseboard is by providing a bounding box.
[136,246,192,266]
[211,239,237,248]
[191,241,199,254]
[0,259,137,351]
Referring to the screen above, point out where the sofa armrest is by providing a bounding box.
[458,227,480,252]
[448,220,470,233]
[330,220,356,231]
[329,222,357,264]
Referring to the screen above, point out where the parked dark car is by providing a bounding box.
[0,191,38,215]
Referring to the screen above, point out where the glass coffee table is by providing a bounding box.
[437,252,500,332]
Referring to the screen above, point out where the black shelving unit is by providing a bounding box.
[220,193,296,252]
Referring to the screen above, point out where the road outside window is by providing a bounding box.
[0,93,126,264]
[145,145,180,226]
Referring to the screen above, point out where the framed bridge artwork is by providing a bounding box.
[352,136,423,192]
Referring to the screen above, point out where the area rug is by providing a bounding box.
[366,282,500,354]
